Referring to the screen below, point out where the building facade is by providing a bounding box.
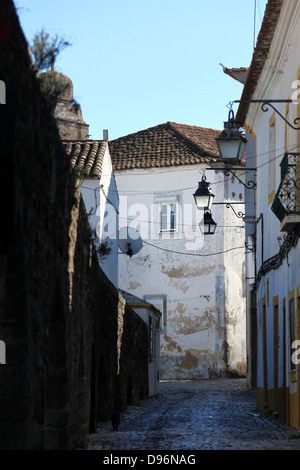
[236,0,300,429]
[109,122,247,380]
[120,290,161,396]
[63,139,119,287]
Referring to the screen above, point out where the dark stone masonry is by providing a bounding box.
[0,0,148,450]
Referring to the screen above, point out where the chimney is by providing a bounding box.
[103,129,109,141]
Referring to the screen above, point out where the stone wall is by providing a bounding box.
[0,0,148,450]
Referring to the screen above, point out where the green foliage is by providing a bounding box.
[262,48,270,59]
[98,240,112,259]
[30,29,72,109]
[73,165,87,188]
[31,28,71,72]
[90,228,112,260]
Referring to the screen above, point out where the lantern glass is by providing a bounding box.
[216,137,246,162]
[216,110,247,162]
[200,211,217,235]
[193,177,215,210]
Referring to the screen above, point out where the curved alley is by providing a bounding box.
[87,379,300,451]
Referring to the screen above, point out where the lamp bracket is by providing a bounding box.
[234,99,300,130]
[205,167,256,189]
[225,169,256,189]
[214,202,245,219]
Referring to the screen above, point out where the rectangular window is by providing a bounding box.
[289,295,296,371]
[297,66,300,211]
[273,296,279,413]
[149,316,154,362]
[262,297,268,404]
[155,195,179,234]
[269,113,276,205]
[144,294,167,332]
[148,316,160,363]
[160,202,177,232]
[285,102,290,154]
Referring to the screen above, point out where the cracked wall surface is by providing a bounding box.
[116,165,247,380]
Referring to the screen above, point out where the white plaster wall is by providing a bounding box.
[80,147,119,287]
[256,244,300,393]
[245,0,300,271]
[244,0,300,394]
[132,307,160,396]
[115,163,246,379]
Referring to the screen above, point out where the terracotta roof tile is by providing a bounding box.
[237,0,284,125]
[109,122,221,171]
[63,140,107,178]
[220,64,249,84]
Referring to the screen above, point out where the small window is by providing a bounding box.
[290,296,296,371]
[154,195,179,234]
[160,202,177,232]
[149,317,154,362]
[268,113,276,204]
[144,294,167,332]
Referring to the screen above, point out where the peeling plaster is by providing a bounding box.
[171,309,218,335]
[162,335,182,353]
[161,263,216,279]
[226,310,238,327]
[116,165,246,380]
[128,281,141,290]
[181,350,198,370]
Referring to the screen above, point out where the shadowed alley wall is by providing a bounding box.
[0,0,148,449]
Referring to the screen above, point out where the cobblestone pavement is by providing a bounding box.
[86,378,300,451]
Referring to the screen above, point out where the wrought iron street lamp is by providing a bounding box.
[201,210,217,235]
[193,174,215,210]
[216,109,247,162]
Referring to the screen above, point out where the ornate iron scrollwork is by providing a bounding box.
[261,101,300,130]
[225,203,245,219]
[271,152,300,221]
[205,167,256,189]
[234,99,300,130]
[224,169,256,189]
[214,202,245,219]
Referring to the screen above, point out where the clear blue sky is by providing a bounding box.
[15,0,267,141]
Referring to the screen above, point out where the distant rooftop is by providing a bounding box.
[63,140,107,178]
[109,121,221,171]
[236,0,284,125]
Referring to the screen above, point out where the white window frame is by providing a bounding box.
[155,195,179,233]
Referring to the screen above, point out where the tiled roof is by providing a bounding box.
[220,64,249,84]
[237,0,284,125]
[109,122,221,171]
[63,140,107,178]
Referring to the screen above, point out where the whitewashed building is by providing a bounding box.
[234,0,300,429]
[63,139,119,287]
[109,122,247,380]
[120,289,161,396]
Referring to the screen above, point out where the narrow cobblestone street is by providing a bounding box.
[87,378,300,451]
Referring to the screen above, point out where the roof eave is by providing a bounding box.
[236,0,284,126]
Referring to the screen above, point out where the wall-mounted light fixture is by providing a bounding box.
[233,99,300,130]
[212,107,256,189]
[193,174,215,210]
[206,167,256,189]
[193,175,217,234]
[200,210,217,235]
[215,109,247,163]
[213,202,245,219]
